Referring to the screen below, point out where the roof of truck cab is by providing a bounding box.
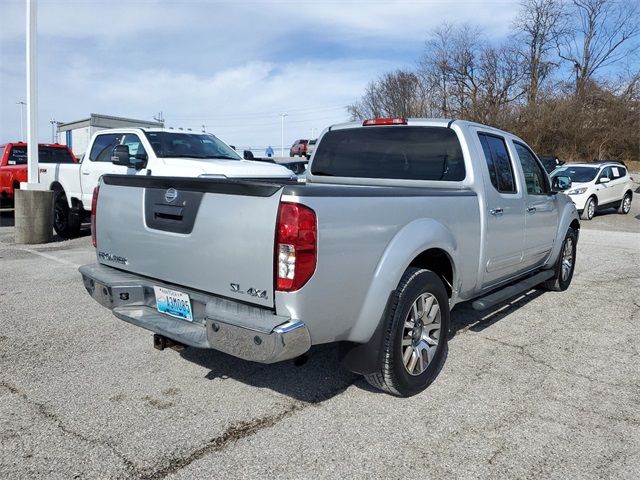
[327,118,518,138]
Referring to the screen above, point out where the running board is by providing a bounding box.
[471,270,555,311]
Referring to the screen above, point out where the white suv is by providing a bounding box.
[551,162,634,220]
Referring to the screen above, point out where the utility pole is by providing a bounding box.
[17,101,27,141]
[153,111,165,124]
[280,113,288,157]
[201,124,206,133]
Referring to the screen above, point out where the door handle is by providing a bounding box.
[489,208,504,216]
[81,171,91,175]
[527,206,537,214]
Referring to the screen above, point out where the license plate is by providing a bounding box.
[154,286,193,322]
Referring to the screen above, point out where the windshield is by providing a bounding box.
[144,132,241,160]
[552,166,598,183]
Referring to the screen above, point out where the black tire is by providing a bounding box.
[364,268,449,397]
[580,196,596,220]
[618,192,632,214]
[543,228,578,291]
[53,190,80,238]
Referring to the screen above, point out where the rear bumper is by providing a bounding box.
[79,263,311,363]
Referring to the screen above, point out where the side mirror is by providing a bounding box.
[243,150,255,160]
[111,145,130,166]
[598,177,610,184]
[552,175,572,191]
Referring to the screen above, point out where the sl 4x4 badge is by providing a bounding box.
[230,283,268,299]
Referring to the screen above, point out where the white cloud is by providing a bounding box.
[0,0,521,146]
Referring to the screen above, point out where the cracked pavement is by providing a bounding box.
[0,196,638,479]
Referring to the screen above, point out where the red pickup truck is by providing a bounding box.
[0,142,77,204]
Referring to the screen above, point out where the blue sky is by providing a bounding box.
[0,0,519,151]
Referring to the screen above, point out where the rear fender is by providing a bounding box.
[346,218,457,344]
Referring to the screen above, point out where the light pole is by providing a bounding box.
[49,118,58,143]
[17,101,26,141]
[280,113,288,157]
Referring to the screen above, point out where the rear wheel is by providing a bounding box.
[53,190,80,238]
[543,228,577,291]
[618,192,632,214]
[364,268,449,397]
[580,196,596,220]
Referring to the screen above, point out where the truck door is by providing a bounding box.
[512,141,558,270]
[476,132,526,287]
[80,133,131,208]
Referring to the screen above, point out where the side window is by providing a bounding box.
[513,142,549,195]
[610,166,625,179]
[478,133,516,194]
[122,134,147,159]
[89,134,122,162]
[8,146,28,165]
[598,167,612,181]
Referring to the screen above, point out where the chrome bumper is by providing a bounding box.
[79,263,311,363]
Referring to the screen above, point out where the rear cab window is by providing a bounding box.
[311,126,466,181]
[477,133,516,193]
[6,146,74,165]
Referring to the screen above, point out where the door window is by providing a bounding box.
[513,142,549,195]
[478,133,516,193]
[122,134,147,160]
[598,167,612,182]
[89,134,123,162]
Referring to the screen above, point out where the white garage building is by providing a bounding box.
[57,114,164,158]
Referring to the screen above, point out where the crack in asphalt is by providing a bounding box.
[1,378,355,480]
[138,402,305,480]
[137,379,355,480]
[0,381,139,476]
[477,336,640,390]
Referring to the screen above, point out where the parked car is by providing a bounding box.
[538,155,564,173]
[38,129,295,237]
[289,139,308,157]
[81,117,579,397]
[0,142,77,204]
[305,139,317,159]
[551,161,634,220]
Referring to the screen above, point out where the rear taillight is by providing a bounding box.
[362,117,408,126]
[91,185,99,248]
[275,202,317,292]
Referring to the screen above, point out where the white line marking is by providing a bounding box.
[16,247,81,269]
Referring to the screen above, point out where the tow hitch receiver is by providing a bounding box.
[153,334,187,352]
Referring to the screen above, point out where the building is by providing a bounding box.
[57,113,164,157]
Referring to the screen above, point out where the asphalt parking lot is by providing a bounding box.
[1,191,639,479]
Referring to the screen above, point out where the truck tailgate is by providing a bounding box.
[96,175,283,308]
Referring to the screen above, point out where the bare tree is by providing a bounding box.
[347,70,427,120]
[514,0,565,104]
[559,0,640,95]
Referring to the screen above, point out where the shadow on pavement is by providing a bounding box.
[179,288,549,401]
[180,343,357,403]
[449,288,545,337]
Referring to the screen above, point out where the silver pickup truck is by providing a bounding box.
[80,118,579,397]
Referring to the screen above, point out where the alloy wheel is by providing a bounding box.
[561,237,574,282]
[401,292,441,376]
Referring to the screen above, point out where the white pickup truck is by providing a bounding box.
[39,128,294,237]
[81,118,580,397]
